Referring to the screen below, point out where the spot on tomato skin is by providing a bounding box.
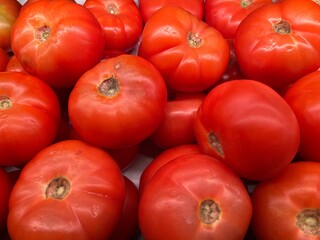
[98,76,120,97]
[296,208,320,236]
[208,132,225,158]
[0,96,12,109]
[199,199,221,225]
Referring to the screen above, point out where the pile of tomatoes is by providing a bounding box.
[0,0,319,239]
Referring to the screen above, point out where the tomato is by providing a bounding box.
[0,72,60,167]
[139,153,252,240]
[110,176,140,240]
[138,6,230,93]
[150,92,206,149]
[0,48,9,71]
[11,0,105,89]
[107,145,139,171]
[204,0,272,39]
[0,0,21,52]
[5,55,26,73]
[84,0,143,53]
[251,161,320,240]
[194,79,300,181]
[139,144,203,196]
[139,0,204,23]
[283,70,320,162]
[0,167,12,232]
[68,54,167,149]
[7,140,126,240]
[234,0,320,90]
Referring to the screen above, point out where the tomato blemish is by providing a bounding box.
[208,132,225,158]
[0,96,12,109]
[296,208,320,236]
[188,32,203,48]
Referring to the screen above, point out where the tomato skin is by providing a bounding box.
[0,72,61,167]
[139,0,204,23]
[11,0,105,89]
[0,0,21,51]
[234,0,320,89]
[194,79,300,181]
[0,167,13,232]
[283,70,320,162]
[0,48,9,71]
[138,6,230,93]
[84,0,143,53]
[251,161,320,240]
[7,140,126,240]
[68,54,167,149]
[5,55,26,73]
[139,153,252,240]
[139,144,203,195]
[205,0,272,39]
[150,93,206,149]
[110,176,140,240]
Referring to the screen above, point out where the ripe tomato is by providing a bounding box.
[110,176,140,240]
[0,72,61,167]
[0,0,21,51]
[138,6,230,93]
[251,161,320,240]
[234,0,320,90]
[139,153,252,240]
[283,70,320,162]
[68,54,167,149]
[194,79,300,181]
[139,144,203,196]
[5,55,26,73]
[11,0,105,89]
[150,92,206,149]
[0,167,13,232]
[84,0,143,53]
[139,0,205,23]
[205,0,272,39]
[7,140,126,240]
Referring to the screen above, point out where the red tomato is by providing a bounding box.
[234,0,320,90]
[110,176,139,240]
[84,0,143,53]
[68,54,167,149]
[0,167,13,232]
[205,0,272,39]
[138,6,230,93]
[11,0,105,88]
[139,0,204,23]
[139,153,252,240]
[150,92,206,149]
[7,140,126,240]
[0,72,61,167]
[251,161,320,240]
[194,79,300,181]
[5,55,26,73]
[0,0,21,51]
[139,144,203,196]
[0,48,9,71]
[107,145,139,171]
[283,70,320,162]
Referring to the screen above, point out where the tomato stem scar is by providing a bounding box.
[98,76,120,97]
[273,20,291,34]
[46,176,71,200]
[296,208,320,235]
[35,25,51,42]
[0,96,12,109]
[200,199,221,225]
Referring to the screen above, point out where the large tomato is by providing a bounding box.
[283,70,320,162]
[0,72,60,167]
[0,167,12,232]
[68,54,167,149]
[234,0,320,90]
[150,92,206,149]
[139,0,205,23]
[251,161,320,240]
[204,0,272,39]
[7,140,126,240]
[11,0,105,89]
[194,79,300,181]
[138,6,230,93]
[84,0,143,53]
[0,0,21,52]
[139,153,252,240]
